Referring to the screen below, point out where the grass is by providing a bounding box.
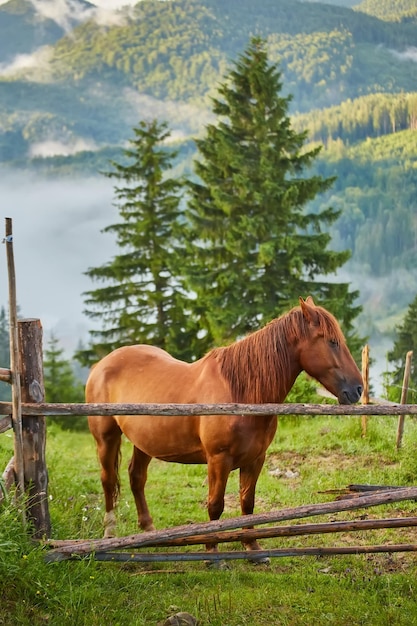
[1,413,417,625]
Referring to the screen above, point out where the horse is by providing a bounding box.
[86,296,363,560]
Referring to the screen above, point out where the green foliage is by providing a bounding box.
[384,294,417,403]
[79,119,195,365]
[0,306,10,402]
[43,334,86,430]
[184,37,362,348]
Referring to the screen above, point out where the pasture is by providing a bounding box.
[2,412,417,625]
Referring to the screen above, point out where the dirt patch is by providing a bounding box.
[267,451,399,473]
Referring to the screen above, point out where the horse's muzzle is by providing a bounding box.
[339,384,363,404]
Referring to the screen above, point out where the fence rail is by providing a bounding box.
[1,401,417,417]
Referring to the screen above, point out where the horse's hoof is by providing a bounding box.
[204,558,230,570]
[248,555,270,566]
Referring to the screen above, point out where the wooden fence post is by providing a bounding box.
[396,351,413,450]
[18,319,51,539]
[4,218,25,509]
[361,345,369,437]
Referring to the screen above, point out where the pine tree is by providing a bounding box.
[386,295,417,403]
[78,119,195,366]
[184,37,362,349]
[44,334,86,430]
[44,334,84,404]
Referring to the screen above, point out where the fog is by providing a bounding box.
[0,172,118,351]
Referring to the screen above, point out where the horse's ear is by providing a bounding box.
[299,297,319,325]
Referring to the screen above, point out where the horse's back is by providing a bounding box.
[86,344,190,404]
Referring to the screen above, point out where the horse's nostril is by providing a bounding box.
[357,386,363,398]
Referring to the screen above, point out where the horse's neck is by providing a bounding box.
[216,324,302,404]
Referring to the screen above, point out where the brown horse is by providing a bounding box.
[86,296,363,558]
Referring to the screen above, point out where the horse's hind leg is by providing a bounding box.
[128,446,155,532]
[239,454,269,563]
[88,415,122,538]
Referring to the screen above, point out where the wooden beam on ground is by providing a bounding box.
[46,486,417,557]
[47,516,417,552]
[45,544,417,563]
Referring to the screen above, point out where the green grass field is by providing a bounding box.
[1,413,417,625]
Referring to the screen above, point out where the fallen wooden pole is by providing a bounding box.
[1,402,417,417]
[45,543,417,563]
[46,486,417,557]
[47,516,417,552]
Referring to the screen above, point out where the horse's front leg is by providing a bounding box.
[128,446,155,532]
[239,454,270,563]
[205,455,233,557]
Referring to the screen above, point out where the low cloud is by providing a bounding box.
[29,0,132,30]
[390,47,417,63]
[29,138,98,158]
[0,47,53,79]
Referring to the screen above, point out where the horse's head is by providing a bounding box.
[297,296,363,404]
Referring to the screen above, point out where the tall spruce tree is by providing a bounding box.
[385,295,417,403]
[78,119,194,366]
[184,37,362,349]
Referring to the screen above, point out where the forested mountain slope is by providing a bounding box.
[0,0,416,344]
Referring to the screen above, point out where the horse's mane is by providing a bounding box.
[207,304,345,404]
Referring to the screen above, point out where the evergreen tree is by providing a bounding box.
[386,295,417,403]
[44,334,86,430]
[184,37,362,349]
[0,306,10,402]
[44,334,84,404]
[78,119,195,366]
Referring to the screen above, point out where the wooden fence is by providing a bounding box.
[1,217,417,563]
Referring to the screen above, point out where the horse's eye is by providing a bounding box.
[329,339,339,348]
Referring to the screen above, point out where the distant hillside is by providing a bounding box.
[0,0,95,63]
[356,0,417,22]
